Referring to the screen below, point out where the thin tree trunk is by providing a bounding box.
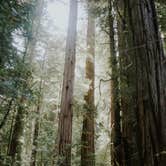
[30,93,42,166]
[0,99,13,129]
[7,108,16,155]
[31,54,46,166]
[8,98,25,165]
[26,1,45,165]
[57,0,78,165]
[81,5,95,166]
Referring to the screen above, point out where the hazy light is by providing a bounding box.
[46,0,69,31]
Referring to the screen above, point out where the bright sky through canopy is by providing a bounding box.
[46,0,86,32]
[46,0,69,31]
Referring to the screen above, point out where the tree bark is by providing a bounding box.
[117,0,166,165]
[81,5,95,166]
[57,0,78,165]
[109,1,122,166]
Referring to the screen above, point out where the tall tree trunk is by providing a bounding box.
[25,1,45,165]
[117,0,166,165]
[57,0,78,165]
[30,81,43,166]
[30,42,46,166]
[30,51,46,166]
[117,1,140,165]
[81,5,95,166]
[109,1,122,166]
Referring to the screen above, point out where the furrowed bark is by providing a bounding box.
[109,1,122,166]
[57,0,78,165]
[117,0,166,165]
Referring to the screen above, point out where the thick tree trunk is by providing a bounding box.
[109,1,122,166]
[117,1,141,165]
[117,0,166,165]
[81,7,95,166]
[57,0,78,165]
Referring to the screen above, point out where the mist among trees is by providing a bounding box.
[0,0,166,166]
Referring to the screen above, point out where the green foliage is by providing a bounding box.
[156,1,166,33]
[0,0,165,165]
[0,0,37,164]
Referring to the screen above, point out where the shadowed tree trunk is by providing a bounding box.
[109,1,122,166]
[116,0,166,165]
[8,98,25,165]
[81,4,95,166]
[57,0,78,165]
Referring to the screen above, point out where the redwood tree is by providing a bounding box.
[116,0,166,165]
[81,4,95,166]
[57,0,78,165]
[109,0,122,165]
